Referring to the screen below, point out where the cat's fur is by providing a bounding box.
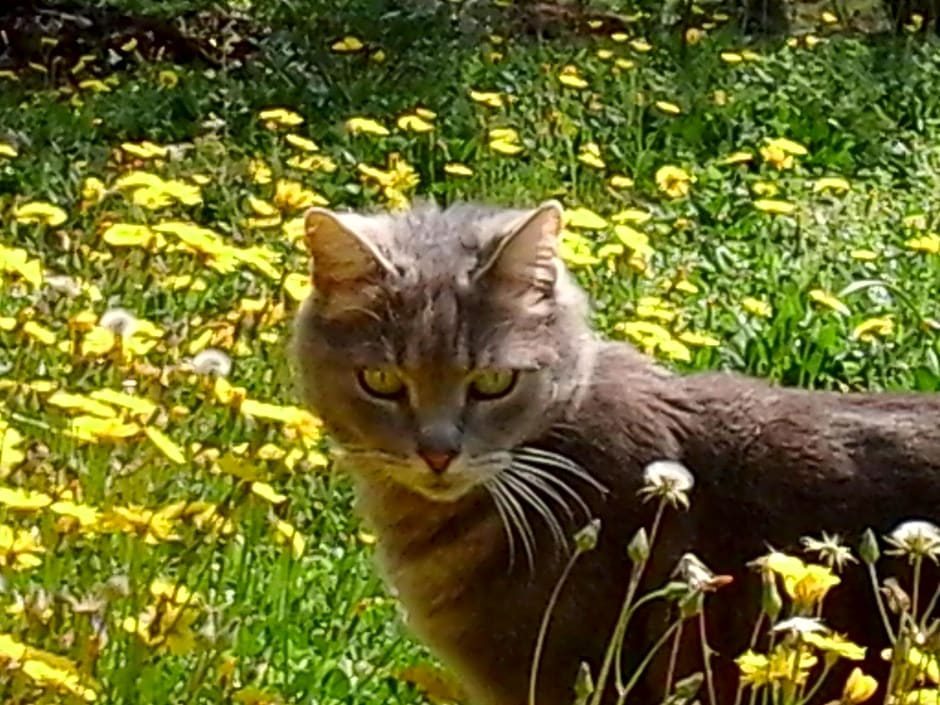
[291,199,940,705]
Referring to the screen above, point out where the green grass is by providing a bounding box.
[0,1,939,703]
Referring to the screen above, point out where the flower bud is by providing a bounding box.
[574,519,601,554]
[859,528,880,565]
[761,571,782,621]
[842,667,878,704]
[627,527,650,564]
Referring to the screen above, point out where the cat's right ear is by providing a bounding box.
[304,208,395,308]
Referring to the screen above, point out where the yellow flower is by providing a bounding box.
[718,151,753,165]
[760,550,841,608]
[250,481,287,504]
[283,272,312,302]
[14,201,67,227]
[736,645,818,687]
[721,51,744,64]
[655,100,681,115]
[122,603,198,655]
[678,331,720,348]
[655,165,692,198]
[285,134,318,151]
[49,500,102,529]
[22,321,57,346]
[102,223,162,248]
[468,89,504,108]
[577,142,606,169]
[258,108,303,126]
[144,427,185,464]
[346,116,390,136]
[754,199,796,215]
[157,69,179,88]
[273,519,306,559]
[0,142,18,157]
[852,316,893,342]
[630,38,653,52]
[614,225,652,258]
[814,176,850,193]
[0,486,52,511]
[558,65,588,89]
[803,632,866,661]
[742,297,772,318]
[273,179,328,210]
[444,162,473,177]
[103,505,179,544]
[906,233,940,254]
[397,114,434,133]
[809,289,850,316]
[121,140,168,159]
[331,35,364,53]
[608,174,634,189]
[565,207,608,230]
[0,524,45,570]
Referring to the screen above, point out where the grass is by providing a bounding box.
[0,0,939,703]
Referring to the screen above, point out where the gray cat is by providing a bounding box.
[291,200,940,705]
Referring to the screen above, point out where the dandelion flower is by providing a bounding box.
[558,65,588,89]
[258,108,303,127]
[468,90,504,108]
[640,459,694,508]
[754,199,796,215]
[742,297,772,318]
[801,532,857,571]
[655,165,692,198]
[842,667,878,704]
[98,308,138,336]
[346,117,390,136]
[14,201,67,227]
[331,35,364,53]
[808,289,850,316]
[444,163,473,177]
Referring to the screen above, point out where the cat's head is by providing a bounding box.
[292,200,594,502]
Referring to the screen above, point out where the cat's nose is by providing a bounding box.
[419,450,456,474]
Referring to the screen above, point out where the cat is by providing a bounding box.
[291,199,940,705]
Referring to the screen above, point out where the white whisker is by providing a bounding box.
[492,477,536,574]
[484,481,517,572]
[514,446,608,495]
[509,462,582,521]
[502,471,568,558]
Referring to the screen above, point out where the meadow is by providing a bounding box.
[0,0,939,703]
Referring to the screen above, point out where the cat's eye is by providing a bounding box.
[468,369,517,400]
[358,367,406,399]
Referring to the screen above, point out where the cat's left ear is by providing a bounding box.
[474,200,563,297]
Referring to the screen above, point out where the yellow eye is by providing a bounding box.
[469,369,517,400]
[358,367,405,399]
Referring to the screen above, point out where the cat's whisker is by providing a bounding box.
[491,476,537,574]
[509,461,584,522]
[502,471,569,558]
[483,481,517,572]
[514,447,609,495]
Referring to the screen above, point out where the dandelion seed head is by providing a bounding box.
[190,348,233,377]
[886,519,940,561]
[99,307,138,336]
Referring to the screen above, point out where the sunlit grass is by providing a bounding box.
[0,1,939,702]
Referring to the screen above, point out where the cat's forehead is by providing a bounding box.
[374,202,526,279]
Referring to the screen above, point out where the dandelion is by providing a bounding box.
[397,114,434,133]
[608,174,634,189]
[14,201,67,227]
[754,199,796,215]
[852,316,893,342]
[639,459,694,508]
[487,127,524,156]
[273,180,328,210]
[0,486,52,511]
[742,297,772,318]
[444,162,473,177]
[655,165,692,198]
[886,519,940,562]
[718,151,753,165]
[98,307,138,336]
[577,142,606,169]
[331,35,364,53]
[258,108,303,127]
[558,65,588,89]
[736,645,818,687]
[906,233,940,254]
[284,134,318,152]
[0,142,18,157]
[565,207,607,230]
[273,518,306,559]
[802,631,866,660]
[630,38,653,52]
[842,667,878,704]
[814,176,850,193]
[121,140,168,159]
[677,331,720,348]
[191,348,233,377]
[468,89,504,108]
[809,289,850,316]
[346,117,390,136]
[655,100,681,115]
[0,524,45,571]
[757,550,841,609]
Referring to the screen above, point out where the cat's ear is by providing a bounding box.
[474,200,563,298]
[304,208,395,307]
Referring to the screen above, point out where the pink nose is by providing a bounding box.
[419,450,456,474]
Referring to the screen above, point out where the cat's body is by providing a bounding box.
[292,200,940,705]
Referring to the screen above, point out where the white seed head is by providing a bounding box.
[98,307,138,336]
[640,459,695,508]
[887,519,940,561]
[190,348,233,377]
